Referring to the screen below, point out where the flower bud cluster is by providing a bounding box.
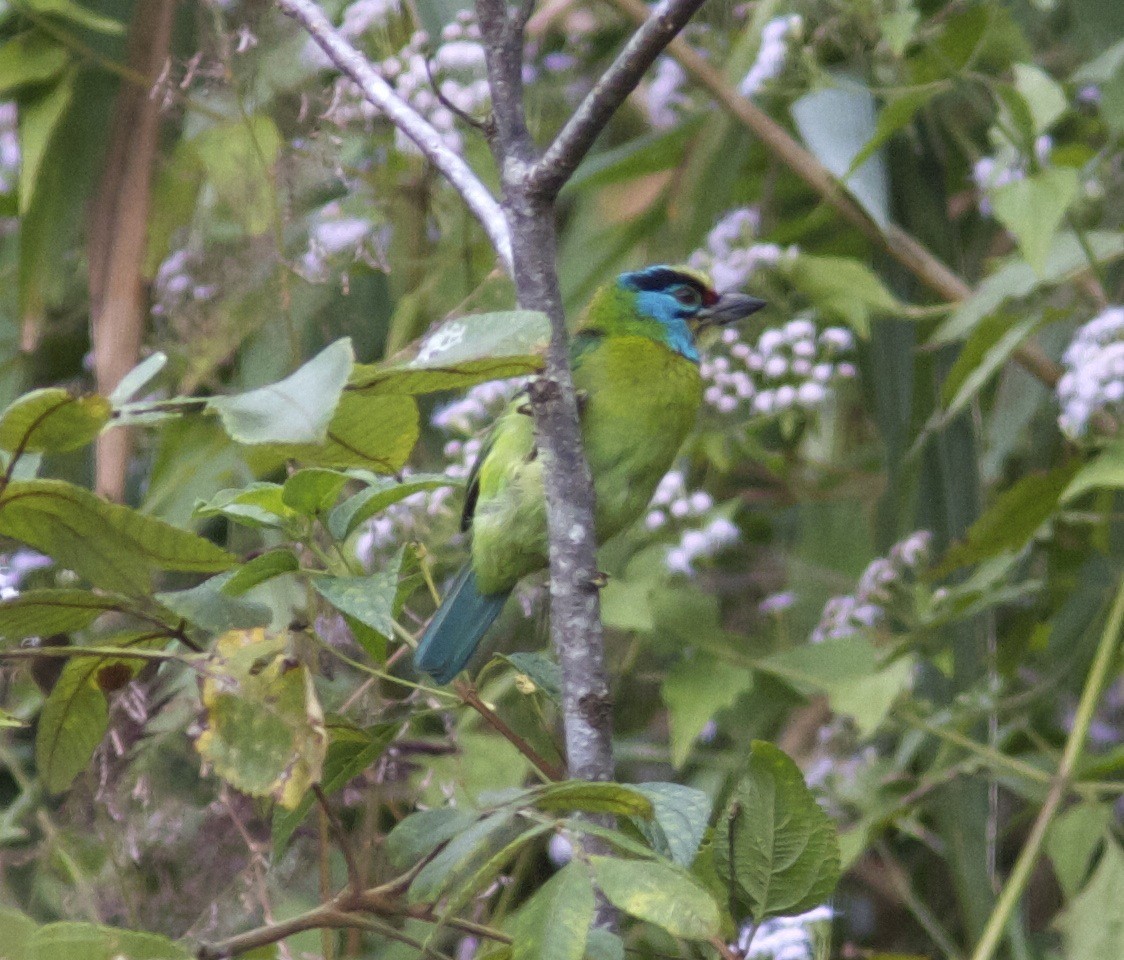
[700,319,857,416]
[689,207,796,293]
[734,906,832,960]
[644,470,739,575]
[1057,306,1124,439]
[811,530,932,644]
[645,57,689,129]
[739,15,802,97]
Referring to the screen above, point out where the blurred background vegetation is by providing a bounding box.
[1,0,1123,957]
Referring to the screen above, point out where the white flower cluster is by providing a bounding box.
[645,469,739,575]
[689,207,796,293]
[645,57,689,129]
[701,319,857,416]
[739,15,802,97]
[152,249,217,318]
[1057,306,1124,439]
[971,136,1052,214]
[300,201,387,281]
[319,9,488,154]
[0,549,51,600]
[735,906,832,960]
[811,531,932,644]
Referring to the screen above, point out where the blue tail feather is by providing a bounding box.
[414,566,509,684]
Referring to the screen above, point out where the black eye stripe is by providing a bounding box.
[623,266,711,297]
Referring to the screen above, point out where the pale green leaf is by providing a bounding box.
[784,255,900,336]
[991,168,1079,276]
[507,861,595,960]
[532,781,654,818]
[108,353,168,405]
[328,473,456,539]
[1064,442,1124,502]
[407,810,521,904]
[0,589,123,643]
[662,653,752,767]
[26,922,190,960]
[25,0,124,34]
[190,115,283,236]
[0,907,36,960]
[385,807,481,871]
[276,392,419,473]
[0,388,109,454]
[634,782,711,867]
[714,741,840,923]
[17,70,73,214]
[0,479,236,593]
[499,651,562,701]
[847,87,939,175]
[1012,63,1066,134]
[155,571,272,632]
[222,549,300,595]
[1047,802,1114,897]
[1056,839,1124,960]
[313,562,399,638]
[194,482,296,530]
[208,339,353,445]
[281,468,351,515]
[1099,63,1124,133]
[589,856,721,940]
[0,32,69,95]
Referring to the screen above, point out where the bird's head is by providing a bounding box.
[583,265,766,363]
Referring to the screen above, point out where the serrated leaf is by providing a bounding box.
[0,589,123,644]
[532,781,654,818]
[155,571,272,633]
[0,32,70,95]
[386,806,481,871]
[194,483,296,530]
[18,70,73,214]
[662,653,752,767]
[0,388,110,454]
[273,721,397,853]
[992,168,1079,276]
[25,0,125,34]
[407,809,522,904]
[312,557,400,638]
[714,741,840,923]
[281,468,351,515]
[208,339,353,445]
[37,633,168,793]
[196,629,327,809]
[590,856,721,940]
[783,255,899,336]
[1056,839,1124,960]
[634,782,711,867]
[938,462,1081,572]
[222,550,300,595]
[507,861,595,960]
[0,480,235,593]
[328,473,456,539]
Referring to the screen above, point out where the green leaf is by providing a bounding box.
[26,922,190,959]
[0,388,109,454]
[0,589,124,643]
[36,633,168,793]
[564,119,702,193]
[714,741,841,923]
[991,169,1079,276]
[350,310,548,396]
[764,637,913,736]
[499,651,562,702]
[1100,62,1124,134]
[938,462,1081,572]
[196,629,327,809]
[0,907,36,960]
[0,32,70,95]
[662,653,752,767]
[1047,801,1114,897]
[189,115,282,236]
[0,708,23,728]
[276,392,419,473]
[155,571,272,633]
[934,232,1124,344]
[507,861,595,960]
[385,807,481,871]
[634,782,712,867]
[847,87,939,175]
[1012,64,1066,134]
[222,549,300,595]
[1063,441,1124,502]
[407,809,522,904]
[1056,839,1124,960]
[589,856,721,941]
[109,353,168,406]
[532,781,654,817]
[282,468,351,515]
[313,561,400,639]
[25,0,125,34]
[208,339,353,445]
[0,480,236,593]
[792,79,890,226]
[328,473,456,539]
[783,255,900,336]
[194,483,296,530]
[583,929,625,960]
[937,311,1045,423]
[18,70,74,214]
[273,721,398,853]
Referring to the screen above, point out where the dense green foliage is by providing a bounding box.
[0,0,1123,958]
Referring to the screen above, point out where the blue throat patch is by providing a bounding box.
[634,289,700,363]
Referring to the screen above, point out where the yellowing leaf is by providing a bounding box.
[196,629,327,809]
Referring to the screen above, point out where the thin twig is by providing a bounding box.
[454,679,564,781]
[530,0,707,198]
[275,0,513,272]
[968,577,1124,960]
[606,0,1065,390]
[314,783,364,894]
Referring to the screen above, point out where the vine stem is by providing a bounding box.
[968,576,1124,960]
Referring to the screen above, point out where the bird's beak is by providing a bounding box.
[696,292,767,328]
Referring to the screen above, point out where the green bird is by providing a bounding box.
[414,265,765,683]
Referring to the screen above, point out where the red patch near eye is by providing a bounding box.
[702,288,719,306]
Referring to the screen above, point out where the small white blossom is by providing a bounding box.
[1057,307,1124,439]
[646,57,689,129]
[736,906,832,960]
[739,16,802,97]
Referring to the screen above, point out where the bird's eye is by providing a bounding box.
[672,286,702,307]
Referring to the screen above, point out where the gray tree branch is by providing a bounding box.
[529,0,707,198]
[276,0,514,272]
